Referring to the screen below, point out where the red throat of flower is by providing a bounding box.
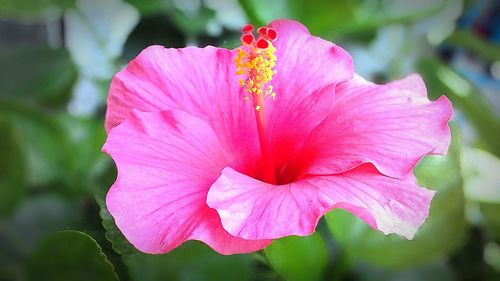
[234,24,278,184]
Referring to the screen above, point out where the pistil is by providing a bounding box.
[234,24,278,184]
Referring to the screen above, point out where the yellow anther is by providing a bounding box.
[234,34,277,105]
[266,85,273,94]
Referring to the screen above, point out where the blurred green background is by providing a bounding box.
[0,0,499,280]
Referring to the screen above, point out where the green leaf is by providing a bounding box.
[480,203,500,241]
[29,230,119,281]
[0,117,26,217]
[288,0,359,38]
[128,242,253,281]
[0,102,70,187]
[0,103,105,196]
[353,261,455,281]
[1,194,85,279]
[125,0,215,37]
[264,233,327,281]
[93,170,254,281]
[56,114,108,195]
[326,126,466,268]
[238,0,287,27]
[0,0,75,20]
[125,0,168,15]
[2,194,85,255]
[0,46,77,106]
[168,4,216,38]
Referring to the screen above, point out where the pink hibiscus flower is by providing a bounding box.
[103,19,452,255]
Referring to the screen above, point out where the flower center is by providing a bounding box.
[234,24,278,184]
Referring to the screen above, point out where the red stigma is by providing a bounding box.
[258,27,268,36]
[266,28,277,41]
[256,38,269,49]
[241,24,254,33]
[240,24,278,49]
[241,33,254,45]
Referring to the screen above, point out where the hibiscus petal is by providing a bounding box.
[105,45,260,176]
[208,165,434,240]
[265,20,354,168]
[286,74,452,179]
[106,46,239,130]
[268,19,354,96]
[103,110,270,254]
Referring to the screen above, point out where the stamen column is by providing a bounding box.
[234,24,278,184]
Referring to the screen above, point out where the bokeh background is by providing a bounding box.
[0,0,499,280]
